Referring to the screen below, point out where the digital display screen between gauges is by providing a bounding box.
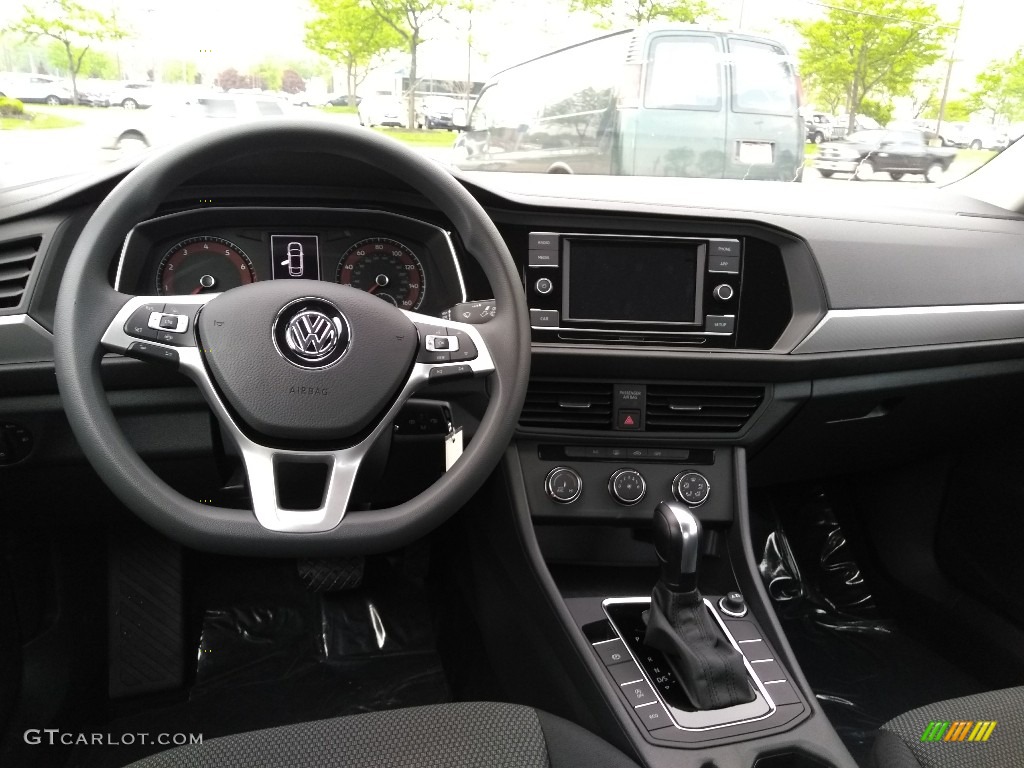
[270,234,320,281]
[157,237,256,295]
[336,238,426,310]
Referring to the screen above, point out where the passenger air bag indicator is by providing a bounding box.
[271,235,320,281]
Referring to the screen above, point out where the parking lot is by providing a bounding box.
[0,104,993,189]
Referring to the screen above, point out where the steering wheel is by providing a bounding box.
[53,120,530,556]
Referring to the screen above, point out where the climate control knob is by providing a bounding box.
[545,466,582,504]
[608,468,646,506]
[673,471,710,506]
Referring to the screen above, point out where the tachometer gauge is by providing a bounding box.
[336,238,426,310]
[157,237,256,296]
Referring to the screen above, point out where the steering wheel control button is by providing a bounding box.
[673,472,710,506]
[446,329,478,362]
[609,468,646,506]
[713,284,735,302]
[705,315,736,334]
[126,341,179,366]
[425,334,458,352]
[274,299,349,369]
[594,638,629,665]
[428,364,473,381]
[719,592,748,618]
[707,240,741,273]
[417,324,452,363]
[617,409,641,430]
[545,466,583,504]
[124,304,163,340]
[535,277,554,295]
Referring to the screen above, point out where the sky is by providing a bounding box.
[1,0,1019,98]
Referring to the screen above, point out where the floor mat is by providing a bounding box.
[755,487,984,766]
[70,558,450,768]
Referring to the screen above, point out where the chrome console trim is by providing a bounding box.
[793,303,1024,354]
[601,596,776,731]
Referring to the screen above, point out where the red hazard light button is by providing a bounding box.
[617,410,641,430]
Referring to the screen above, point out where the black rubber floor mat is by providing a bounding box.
[755,487,984,766]
[108,526,184,698]
[70,558,450,768]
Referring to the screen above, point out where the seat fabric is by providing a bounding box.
[125,701,640,768]
[870,685,1024,768]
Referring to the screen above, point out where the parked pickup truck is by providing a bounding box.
[815,128,957,182]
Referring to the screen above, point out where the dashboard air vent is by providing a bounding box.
[645,384,765,433]
[0,236,42,310]
[520,381,613,430]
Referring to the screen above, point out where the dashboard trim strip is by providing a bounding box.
[0,314,54,364]
[793,303,1024,354]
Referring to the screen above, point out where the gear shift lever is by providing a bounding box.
[644,501,754,710]
[652,500,701,592]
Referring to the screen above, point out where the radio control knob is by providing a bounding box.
[535,277,554,295]
[608,468,646,506]
[545,467,582,504]
[713,284,734,302]
[673,471,710,506]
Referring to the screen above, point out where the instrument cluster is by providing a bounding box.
[117,207,467,317]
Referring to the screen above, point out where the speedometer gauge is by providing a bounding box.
[157,237,256,296]
[336,238,426,310]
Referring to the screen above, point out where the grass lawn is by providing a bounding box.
[372,127,457,147]
[321,105,358,114]
[0,112,82,130]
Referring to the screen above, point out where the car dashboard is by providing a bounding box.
[5,144,1024,768]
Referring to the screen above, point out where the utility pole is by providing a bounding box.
[936,0,966,141]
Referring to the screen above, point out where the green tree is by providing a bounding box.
[966,50,1024,123]
[4,0,128,104]
[857,97,893,126]
[921,97,971,122]
[161,60,199,85]
[45,40,117,79]
[305,0,403,105]
[792,0,949,133]
[365,0,451,127]
[570,0,717,28]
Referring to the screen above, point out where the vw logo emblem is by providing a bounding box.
[285,310,339,360]
[274,299,350,369]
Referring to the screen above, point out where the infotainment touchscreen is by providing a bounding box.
[563,239,702,325]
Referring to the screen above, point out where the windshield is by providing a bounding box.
[0,0,1019,189]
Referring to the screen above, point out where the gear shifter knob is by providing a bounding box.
[652,501,701,593]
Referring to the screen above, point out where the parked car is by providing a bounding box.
[0,72,71,105]
[815,128,957,181]
[107,81,156,110]
[78,79,115,108]
[416,95,457,130]
[942,122,1008,151]
[804,112,837,144]
[101,93,290,158]
[323,93,360,107]
[358,95,407,128]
